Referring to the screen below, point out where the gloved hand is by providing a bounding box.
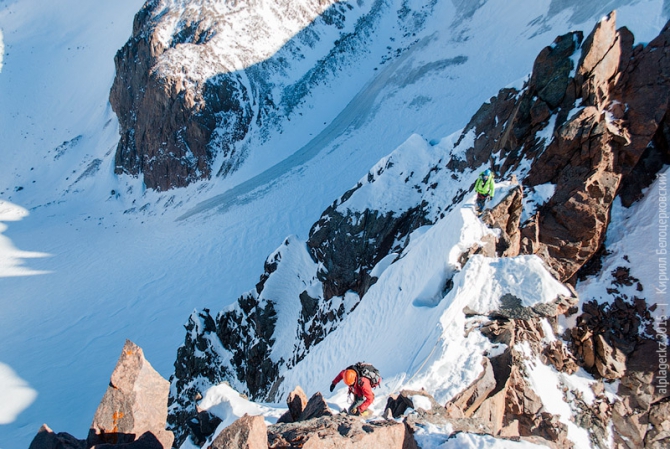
[349,407,359,416]
[329,383,335,392]
[486,195,491,201]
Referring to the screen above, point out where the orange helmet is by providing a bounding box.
[343,369,357,386]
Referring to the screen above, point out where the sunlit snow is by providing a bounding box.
[0,0,666,448]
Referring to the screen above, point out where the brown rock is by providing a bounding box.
[278,386,309,423]
[208,414,267,449]
[29,424,86,449]
[576,11,620,105]
[645,401,670,448]
[611,399,648,449]
[268,414,417,449]
[299,392,333,421]
[582,336,596,369]
[471,387,506,436]
[88,340,174,449]
[481,183,523,257]
[541,341,579,374]
[519,213,540,255]
[446,358,497,417]
[287,386,308,421]
[480,319,515,346]
[594,334,626,379]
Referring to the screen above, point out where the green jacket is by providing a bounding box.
[474,174,494,198]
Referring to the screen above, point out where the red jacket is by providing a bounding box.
[332,370,375,412]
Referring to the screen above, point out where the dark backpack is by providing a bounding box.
[349,362,382,388]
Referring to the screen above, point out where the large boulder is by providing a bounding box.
[208,414,267,449]
[480,182,523,257]
[277,386,309,424]
[268,414,417,449]
[299,392,333,421]
[88,340,173,449]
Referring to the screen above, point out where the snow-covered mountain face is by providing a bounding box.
[167,8,670,449]
[1,0,669,448]
[111,0,668,192]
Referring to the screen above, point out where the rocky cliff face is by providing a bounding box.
[167,12,670,448]
[454,11,670,282]
[110,0,337,190]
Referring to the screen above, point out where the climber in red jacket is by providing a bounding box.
[330,367,374,416]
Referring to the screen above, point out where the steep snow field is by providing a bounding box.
[0,0,667,448]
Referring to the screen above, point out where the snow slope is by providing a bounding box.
[0,0,667,448]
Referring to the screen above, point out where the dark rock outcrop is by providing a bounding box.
[187,411,223,448]
[307,201,429,301]
[29,424,86,449]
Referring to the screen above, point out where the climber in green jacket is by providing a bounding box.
[474,169,495,214]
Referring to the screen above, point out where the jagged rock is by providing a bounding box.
[645,401,670,448]
[541,341,579,374]
[88,340,173,449]
[208,414,267,449]
[452,12,670,283]
[385,389,444,420]
[29,424,86,449]
[480,319,515,346]
[277,386,309,423]
[168,309,234,446]
[307,203,428,301]
[491,293,576,321]
[403,390,492,436]
[611,399,648,449]
[268,414,417,449]
[299,392,333,421]
[594,334,627,379]
[446,358,496,417]
[481,182,523,257]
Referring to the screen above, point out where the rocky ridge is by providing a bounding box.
[167,12,670,448]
